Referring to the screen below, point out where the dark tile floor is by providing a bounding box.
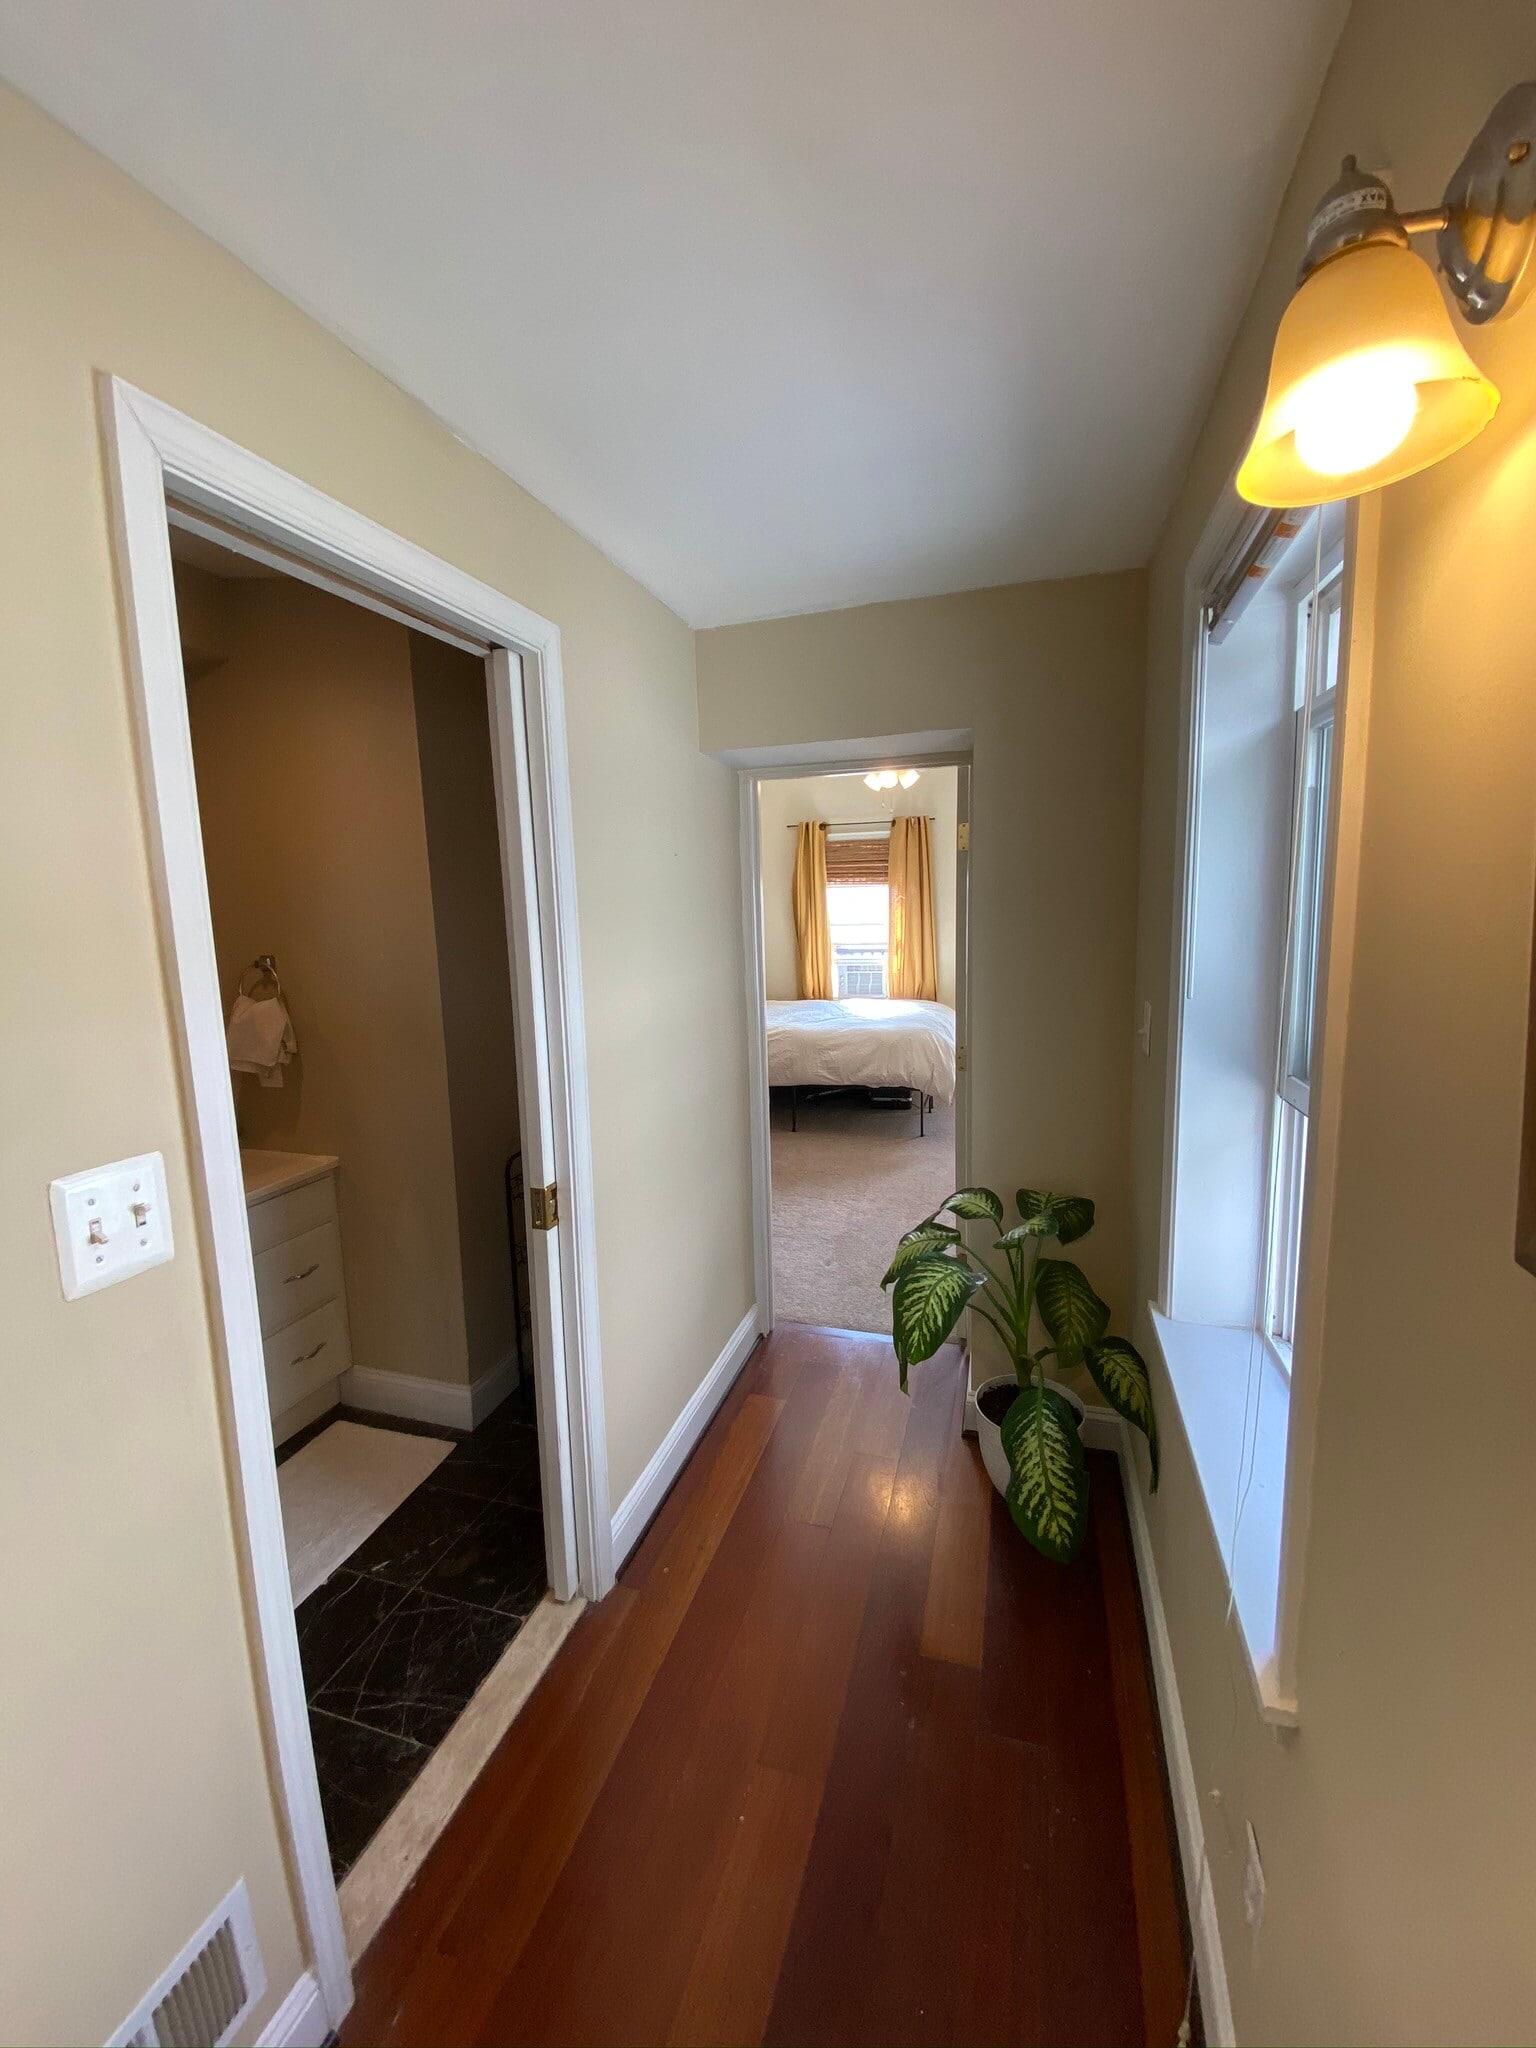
[286,1400,547,1879]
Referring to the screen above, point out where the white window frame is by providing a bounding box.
[1155,482,1379,1737]
[1262,550,1343,1367]
[827,877,891,998]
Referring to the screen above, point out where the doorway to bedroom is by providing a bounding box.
[752,762,965,1334]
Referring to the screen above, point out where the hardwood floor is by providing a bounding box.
[341,1325,1190,2047]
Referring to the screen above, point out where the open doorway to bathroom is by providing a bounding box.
[172,527,549,1886]
[753,763,966,1333]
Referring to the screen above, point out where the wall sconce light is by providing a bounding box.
[1238,82,1536,507]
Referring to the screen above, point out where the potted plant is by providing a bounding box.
[882,1186,1158,1561]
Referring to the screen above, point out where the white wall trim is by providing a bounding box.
[255,1972,328,2048]
[737,774,775,1334]
[611,1306,761,1568]
[339,1350,519,1433]
[1099,1411,1236,2048]
[99,374,612,2036]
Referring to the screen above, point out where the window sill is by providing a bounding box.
[1147,1307,1298,1727]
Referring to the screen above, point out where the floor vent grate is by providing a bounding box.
[108,1880,266,2048]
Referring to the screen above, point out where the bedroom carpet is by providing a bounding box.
[770,1091,956,1335]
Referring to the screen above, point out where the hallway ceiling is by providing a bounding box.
[0,2,1345,625]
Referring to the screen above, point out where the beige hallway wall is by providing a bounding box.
[187,573,474,1395]
[698,574,1147,1344]
[757,768,959,1005]
[1131,3,1536,2039]
[0,80,751,2048]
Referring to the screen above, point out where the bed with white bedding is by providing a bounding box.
[766,998,957,1119]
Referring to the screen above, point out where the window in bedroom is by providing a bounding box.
[824,829,891,998]
[827,879,889,998]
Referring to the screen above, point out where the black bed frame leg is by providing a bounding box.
[918,1087,925,1136]
[791,1085,798,1133]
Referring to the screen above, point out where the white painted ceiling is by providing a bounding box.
[0,2,1344,625]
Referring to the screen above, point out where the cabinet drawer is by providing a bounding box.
[263,1297,350,1417]
[253,1220,343,1335]
[248,1173,337,1257]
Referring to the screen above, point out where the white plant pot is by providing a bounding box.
[973,1374,1087,1500]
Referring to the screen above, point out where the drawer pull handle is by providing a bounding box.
[290,1339,328,1367]
[284,1263,320,1284]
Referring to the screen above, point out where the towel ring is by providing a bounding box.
[237,954,284,1002]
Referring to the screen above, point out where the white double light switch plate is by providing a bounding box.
[50,1151,174,1299]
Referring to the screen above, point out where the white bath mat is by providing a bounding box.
[279,1420,452,1606]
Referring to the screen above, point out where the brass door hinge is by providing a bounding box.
[529,1182,559,1231]
[956,1045,967,1072]
[957,822,970,852]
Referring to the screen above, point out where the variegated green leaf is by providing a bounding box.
[942,1186,1005,1226]
[1083,1336,1160,1489]
[1050,1196,1095,1246]
[881,1220,961,1288]
[1015,1188,1054,1225]
[1000,1384,1089,1561]
[891,1252,985,1389]
[995,1214,1056,1244]
[1034,1257,1109,1368]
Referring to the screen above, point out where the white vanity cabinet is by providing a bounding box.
[242,1150,352,1437]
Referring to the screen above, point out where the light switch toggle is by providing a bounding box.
[50,1152,174,1300]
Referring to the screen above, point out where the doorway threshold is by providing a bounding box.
[338,1590,586,1959]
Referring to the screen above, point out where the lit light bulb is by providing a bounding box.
[898,769,919,789]
[1290,349,1419,477]
[864,769,900,791]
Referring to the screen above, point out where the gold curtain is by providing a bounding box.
[792,822,833,999]
[887,815,939,1000]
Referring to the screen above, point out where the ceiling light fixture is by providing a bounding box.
[864,768,920,792]
[1237,82,1535,507]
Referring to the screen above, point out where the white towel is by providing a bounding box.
[227,991,297,1088]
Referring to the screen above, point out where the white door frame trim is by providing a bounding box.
[729,740,973,1333]
[99,376,612,2035]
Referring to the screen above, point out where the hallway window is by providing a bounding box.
[828,880,889,997]
[1264,565,1341,1357]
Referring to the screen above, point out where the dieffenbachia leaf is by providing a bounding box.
[1001,1384,1089,1561]
[890,1252,985,1389]
[995,1214,1056,1244]
[1012,1190,1095,1245]
[1050,1196,1095,1246]
[1034,1257,1110,1369]
[942,1186,1005,1226]
[882,1220,961,1288]
[1083,1336,1160,1489]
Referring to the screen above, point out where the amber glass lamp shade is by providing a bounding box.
[1237,241,1499,506]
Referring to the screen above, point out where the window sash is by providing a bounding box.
[1276,573,1342,1113]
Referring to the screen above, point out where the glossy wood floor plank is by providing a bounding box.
[342,1329,1189,2048]
[920,1429,994,1667]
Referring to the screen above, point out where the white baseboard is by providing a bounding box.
[1101,1412,1236,2047]
[469,1347,520,1426]
[256,1971,328,2048]
[611,1305,760,1568]
[341,1349,519,1433]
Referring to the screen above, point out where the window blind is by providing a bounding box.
[824,835,889,885]
[1205,508,1304,644]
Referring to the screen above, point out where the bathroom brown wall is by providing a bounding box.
[186,569,474,1393]
[409,630,523,1384]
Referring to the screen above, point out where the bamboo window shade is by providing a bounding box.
[824,834,890,885]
